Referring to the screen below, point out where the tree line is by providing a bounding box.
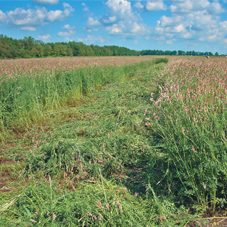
[0,34,220,59]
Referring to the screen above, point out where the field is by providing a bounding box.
[0,56,162,76]
[0,55,227,226]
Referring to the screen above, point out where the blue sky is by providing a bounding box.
[1,0,227,54]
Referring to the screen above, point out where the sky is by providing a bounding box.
[1,0,227,54]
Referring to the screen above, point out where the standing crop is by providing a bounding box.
[146,57,227,211]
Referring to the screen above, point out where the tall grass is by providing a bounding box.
[146,59,227,212]
[0,60,160,136]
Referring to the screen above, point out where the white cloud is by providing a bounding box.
[106,21,146,36]
[0,10,6,22]
[38,34,51,40]
[91,0,148,37]
[188,12,217,32]
[62,24,75,30]
[100,15,117,25]
[169,0,224,15]
[208,2,225,14]
[82,3,89,12]
[84,0,147,37]
[157,15,181,28]
[156,15,187,38]
[58,31,70,37]
[134,2,143,9]
[183,32,192,38]
[173,24,185,33]
[63,24,70,30]
[47,3,74,22]
[108,24,122,34]
[46,10,64,22]
[131,22,145,33]
[58,23,76,37]
[166,40,173,44]
[100,0,137,27]
[79,35,104,44]
[65,37,74,42]
[220,21,227,32]
[21,26,36,31]
[4,3,74,30]
[170,0,210,14]
[208,33,218,40]
[6,8,46,26]
[33,0,59,5]
[87,17,101,27]
[156,35,165,41]
[105,0,132,18]
[58,30,75,37]
[145,0,167,11]
[152,0,227,46]
[86,35,104,43]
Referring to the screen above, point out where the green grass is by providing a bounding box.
[1,58,226,226]
[0,60,154,139]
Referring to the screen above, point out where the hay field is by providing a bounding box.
[1,56,227,226]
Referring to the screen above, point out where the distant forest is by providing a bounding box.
[0,34,219,59]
